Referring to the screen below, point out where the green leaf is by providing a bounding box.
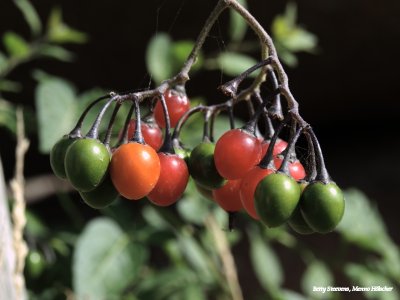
[248,227,283,291]
[0,99,16,134]
[47,7,88,44]
[0,52,8,74]
[216,52,257,78]
[345,264,399,300]
[3,31,30,59]
[301,261,334,299]
[35,78,77,153]
[0,80,22,93]
[14,0,42,36]
[25,210,49,239]
[336,189,391,253]
[38,44,74,62]
[146,33,173,84]
[171,40,202,72]
[73,218,147,299]
[229,0,247,42]
[281,290,308,300]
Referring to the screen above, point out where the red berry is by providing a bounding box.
[212,180,243,212]
[148,153,189,206]
[214,129,262,180]
[154,89,190,128]
[260,138,288,157]
[239,166,274,219]
[274,156,306,181]
[122,119,163,151]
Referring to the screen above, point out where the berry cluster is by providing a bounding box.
[50,59,345,234]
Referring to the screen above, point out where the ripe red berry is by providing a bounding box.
[110,142,160,200]
[148,153,189,206]
[239,166,274,219]
[125,119,163,151]
[260,138,288,157]
[274,156,306,181]
[212,180,243,212]
[154,89,190,128]
[214,129,262,180]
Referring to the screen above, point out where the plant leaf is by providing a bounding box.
[0,80,22,93]
[47,7,88,44]
[216,52,257,78]
[146,33,173,84]
[248,227,283,291]
[0,99,16,134]
[301,261,334,299]
[0,51,8,74]
[3,31,30,59]
[73,218,147,299]
[229,0,247,42]
[13,0,42,36]
[38,44,74,62]
[35,78,76,153]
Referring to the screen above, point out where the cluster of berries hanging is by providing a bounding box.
[50,56,345,234]
[50,0,345,234]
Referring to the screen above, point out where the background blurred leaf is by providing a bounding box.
[35,77,77,153]
[0,99,16,134]
[14,0,42,36]
[3,32,30,59]
[146,33,173,84]
[248,226,283,292]
[0,52,9,74]
[229,0,247,42]
[73,218,147,299]
[38,45,74,62]
[216,52,257,77]
[0,80,22,93]
[47,8,88,44]
[301,261,334,299]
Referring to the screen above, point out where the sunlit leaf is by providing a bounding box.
[171,40,202,71]
[248,227,283,291]
[216,52,257,78]
[146,33,173,84]
[3,31,30,59]
[14,0,42,36]
[301,261,334,299]
[35,78,77,153]
[73,218,147,299]
[229,0,247,42]
[47,7,88,44]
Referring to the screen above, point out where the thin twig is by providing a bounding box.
[10,107,29,300]
[205,214,243,300]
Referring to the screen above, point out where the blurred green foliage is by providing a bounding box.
[0,1,399,300]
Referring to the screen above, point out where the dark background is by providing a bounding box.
[1,0,399,293]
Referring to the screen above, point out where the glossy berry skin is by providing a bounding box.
[79,173,119,209]
[50,136,78,179]
[65,138,110,192]
[214,129,262,180]
[255,173,301,227]
[125,119,163,151]
[300,182,345,233]
[110,142,160,200]
[188,142,226,190]
[288,182,314,234]
[260,138,288,157]
[213,180,243,212]
[148,153,189,206]
[239,167,274,220]
[154,89,190,128]
[274,156,306,181]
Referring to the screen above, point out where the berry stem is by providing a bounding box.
[86,96,117,139]
[228,102,235,130]
[277,126,303,175]
[117,102,135,146]
[159,93,174,153]
[130,97,145,144]
[252,91,274,139]
[202,109,212,143]
[304,132,317,181]
[307,128,330,183]
[69,94,109,138]
[103,101,122,149]
[267,68,284,120]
